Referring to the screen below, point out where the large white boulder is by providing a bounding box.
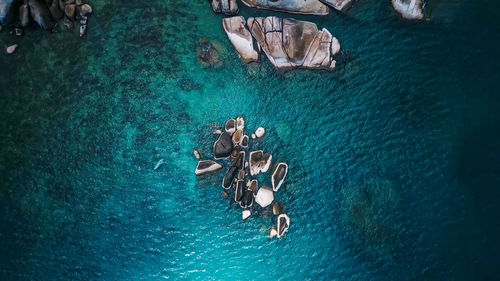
[255,187,274,207]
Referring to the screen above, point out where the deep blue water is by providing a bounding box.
[0,0,499,280]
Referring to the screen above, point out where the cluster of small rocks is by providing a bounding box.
[194,117,291,238]
[1,0,92,55]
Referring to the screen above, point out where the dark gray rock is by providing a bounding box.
[213,131,233,159]
[28,0,55,30]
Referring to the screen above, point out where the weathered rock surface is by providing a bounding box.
[247,17,341,70]
[28,0,55,30]
[392,0,423,20]
[255,187,274,208]
[6,43,17,54]
[320,0,354,12]
[241,0,329,16]
[19,4,29,27]
[0,0,15,25]
[242,210,251,220]
[195,160,223,176]
[272,162,288,192]
[222,16,259,63]
[197,39,221,67]
[277,214,290,238]
[212,0,238,15]
[213,132,233,159]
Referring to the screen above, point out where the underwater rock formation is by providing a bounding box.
[240,0,329,15]
[197,38,221,67]
[392,0,423,20]
[212,0,238,15]
[222,16,259,63]
[247,16,341,70]
[195,160,223,176]
[320,0,354,11]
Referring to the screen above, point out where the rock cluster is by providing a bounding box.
[0,0,92,36]
[240,0,329,16]
[212,0,238,16]
[319,0,355,12]
[195,117,291,238]
[391,0,424,20]
[223,16,341,71]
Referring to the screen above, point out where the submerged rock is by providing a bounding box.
[213,132,234,159]
[320,0,354,11]
[272,162,288,192]
[247,17,341,70]
[273,202,283,215]
[193,148,201,159]
[242,210,251,220]
[392,0,423,20]
[222,16,259,63]
[277,214,290,238]
[154,158,164,170]
[195,160,223,176]
[6,43,17,54]
[49,0,63,19]
[222,191,229,198]
[240,0,329,15]
[197,38,221,67]
[212,0,238,15]
[255,187,274,208]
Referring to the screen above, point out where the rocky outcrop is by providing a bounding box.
[212,0,238,15]
[392,0,424,20]
[320,0,355,12]
[222,16,259,63]
[240,0,329,16]
[195,160,223,176]
[213,132,234,159]
[247,17,341,70]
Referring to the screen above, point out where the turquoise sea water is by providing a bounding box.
[1,0,499,280]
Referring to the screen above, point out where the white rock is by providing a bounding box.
[255,127,265,138]
[223,17,259,63]
[6,44,18,54]
[236,116,245,130]
[251,133,256,139]
[242,210,251,220]
[391,0,424,20]
[269,227,278,238]
[193,149,201,159]
[255,187,274,208]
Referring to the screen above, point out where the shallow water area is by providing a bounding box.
[0,0,499,280]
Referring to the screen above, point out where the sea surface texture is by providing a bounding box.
[0,0,499,280]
